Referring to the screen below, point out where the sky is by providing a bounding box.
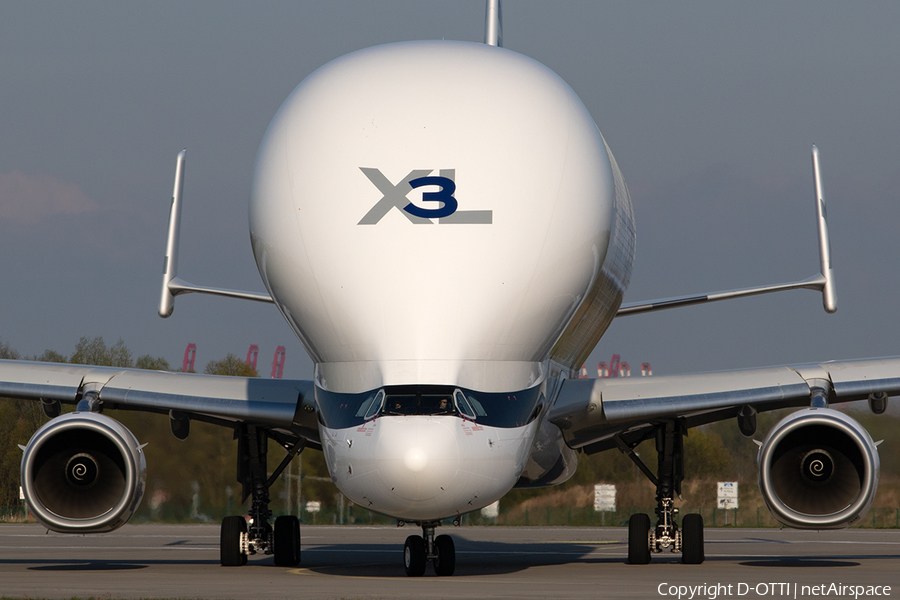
[1,1,899,381]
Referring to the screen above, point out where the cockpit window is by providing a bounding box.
[316,383,545,430]
[463,392,488,417]
[453,389,476,419]
[381,388,455,416]
[355,389,385,420]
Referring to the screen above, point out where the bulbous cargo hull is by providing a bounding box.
[250,40,634,396]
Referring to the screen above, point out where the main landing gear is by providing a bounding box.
[401,520,457,576]
[220,424,304,567]
[616,419,705,565]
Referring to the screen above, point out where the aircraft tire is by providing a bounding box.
[681,513,705,564]
[274,515,301,566]
[627,513,651,564]
[403,535,427,576]
[433,534,456,576]
[220,516,248,566]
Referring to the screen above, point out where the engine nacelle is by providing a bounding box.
[758,408,879,529]
[20,412,146,533]
[514,419,578,488]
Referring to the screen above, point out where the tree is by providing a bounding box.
[36,349,67,363]
[683,428,733,480]
[0,339,48,508]
[136,355,171,371]
[107,339,133,367]
[204,354,258,377]
[0,401,38,507]
[0,339,19,360]
[70,336,132,367]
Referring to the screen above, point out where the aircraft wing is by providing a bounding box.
[0,359,319,445]
[548,357,900,452]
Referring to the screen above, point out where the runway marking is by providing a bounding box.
[0,534,220,539]
[710,552,900,556]
[5,540,890,554]
[706,540,900,545]
[303,548,620,556]
[553,540,620,544]
[286,564,611,584]
[0,546,215,551]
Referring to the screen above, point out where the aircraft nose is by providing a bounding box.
[403,446,429,473]
[376,417,460,502]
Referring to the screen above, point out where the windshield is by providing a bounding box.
[380,388,455,416]
[316,383,544,430]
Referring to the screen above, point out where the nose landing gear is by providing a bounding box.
[402,521,456,576]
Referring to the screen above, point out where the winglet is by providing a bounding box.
[157,150,274,317]
[159,149,186,318]
[484,0,503,47]
[812,145,837,313]
[617,147,839,318]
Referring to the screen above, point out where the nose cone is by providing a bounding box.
[403,447,429,473]
[377,417,460,502]
[323,414,532,521]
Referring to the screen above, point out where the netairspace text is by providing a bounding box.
[657,582,892,600]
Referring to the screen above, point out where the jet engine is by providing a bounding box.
[20,412,146,533]
[758,407,879,529]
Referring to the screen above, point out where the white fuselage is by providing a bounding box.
[249,40,634,520]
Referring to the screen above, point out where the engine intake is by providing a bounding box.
[20,412,146,533]
[758,408,879,529]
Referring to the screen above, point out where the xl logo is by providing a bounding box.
[357,168,492,225]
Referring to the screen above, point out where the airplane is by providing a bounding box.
[0,0,895,576]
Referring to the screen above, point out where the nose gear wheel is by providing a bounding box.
[401,521,456,576]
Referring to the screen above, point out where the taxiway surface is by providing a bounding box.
[0,524,897,599]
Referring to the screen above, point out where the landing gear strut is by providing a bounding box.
[402,521,456,576]
[220,424,303,567]
[617,419,704,565]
